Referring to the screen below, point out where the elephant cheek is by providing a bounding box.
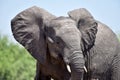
[47,43,60,59]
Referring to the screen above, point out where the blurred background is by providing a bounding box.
[0,0,120,80]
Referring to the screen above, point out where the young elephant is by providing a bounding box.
[11,6,85,80]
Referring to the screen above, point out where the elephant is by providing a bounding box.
[11,6,84,80]
[11,6,120,80]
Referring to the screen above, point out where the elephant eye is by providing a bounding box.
[55,38,61,45]
[55,37,63,46]
[56,41,60,45]
[78,19,85,27]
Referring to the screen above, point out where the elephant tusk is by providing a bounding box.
[67,65,87,73]
[67,65,71,73]
[47,37,54,43]
[84,66,88,73]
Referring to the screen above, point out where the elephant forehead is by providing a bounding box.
[54,25,80,41]
[58,27,81,46]
[50,17,76,28]
[59,26,78,34]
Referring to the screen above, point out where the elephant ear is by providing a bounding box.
[11,6,56,64]
[68,8,98,50]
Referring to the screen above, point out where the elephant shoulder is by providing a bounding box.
[94,20,119,60]
[95,21,118,46]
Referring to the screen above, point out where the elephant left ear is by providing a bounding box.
[68,8,98,50]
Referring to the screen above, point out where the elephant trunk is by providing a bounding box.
[69,50,85,80]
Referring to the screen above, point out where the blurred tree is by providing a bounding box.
[0,35,36,80]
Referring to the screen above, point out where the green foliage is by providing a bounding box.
[0,35,36,80]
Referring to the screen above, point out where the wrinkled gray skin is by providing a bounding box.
[68,9,120,80]
[11,6,84,80]
[11,6,120,80]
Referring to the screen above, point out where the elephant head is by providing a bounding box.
[45,17,85,80]
[11,6,98,80]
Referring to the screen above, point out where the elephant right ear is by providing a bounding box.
[11,6,56,64]
[68,8,98,50]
